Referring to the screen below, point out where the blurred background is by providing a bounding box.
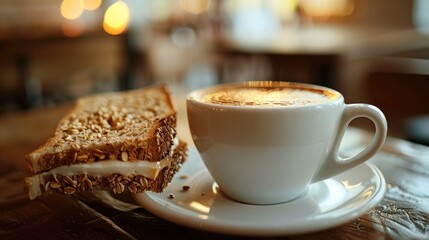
[1,0,429,143]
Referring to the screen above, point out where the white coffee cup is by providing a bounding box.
[187,81,387,205]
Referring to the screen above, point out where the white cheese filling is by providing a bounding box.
[43,137,179,180]
[45,156,173,180]
[27,138,180,199]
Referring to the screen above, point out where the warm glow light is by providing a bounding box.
[180,0,210,15]
[189,201,210,213]
[341,180,362,189]
[300,0,354,18]
[62,18,85,37]
[269,0,299,18]
[103,0,130,35]
[61,0,84,20]
[361,187,375,199]
[82,0,102,11]
[197,214,209,220]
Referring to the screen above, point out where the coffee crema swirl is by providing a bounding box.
[201,87,338,107]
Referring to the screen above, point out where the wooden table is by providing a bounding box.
[1,101,429,239]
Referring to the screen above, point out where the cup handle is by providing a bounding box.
[311,104,387,183]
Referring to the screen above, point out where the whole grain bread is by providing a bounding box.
[24,84,188,200]
[25,141,187,200]
[26,85,177,174]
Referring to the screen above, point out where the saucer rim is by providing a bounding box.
[133,153,386,236]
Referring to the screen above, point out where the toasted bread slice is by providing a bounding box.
[26,85,177,174]
[24,85,188,199]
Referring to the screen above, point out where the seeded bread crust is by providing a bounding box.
[26,85,177,174]
[24,141,187,200]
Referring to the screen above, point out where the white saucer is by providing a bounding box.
[134,148,386,237]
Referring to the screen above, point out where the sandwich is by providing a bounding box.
[24,85,187,200]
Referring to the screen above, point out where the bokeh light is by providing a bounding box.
[62,18,85,37]
[269,0,299,19]
[300,0,354,18]
[61,0,84,20]
[82,0,102,11]
[103,0,130,35]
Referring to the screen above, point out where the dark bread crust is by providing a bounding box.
[148,141,187,192]
[24,141,187,200]
[25,85,177,174]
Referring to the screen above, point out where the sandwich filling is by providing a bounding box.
[41,137,179,180]
[27,138,179,198]
[44,156,173,180]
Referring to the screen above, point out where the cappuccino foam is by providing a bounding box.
[201,87,337,107]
